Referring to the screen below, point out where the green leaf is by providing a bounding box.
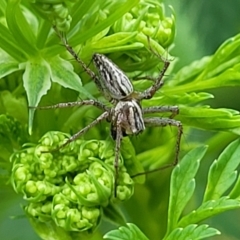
[0,114,28,165]
[70,0,140,46]
[177,106,240,135]
[178,197,240,226]
[0,91,28,124]
[198,34,240,80]
[166,146,207,233]
[0,23,27,62]
[49,56,93,99]
[0,61,19,78]
[165,224,220,240]
[229,174,240,199]
[22,58,51,134]
[104,223,149,240]
[29,217,73,240]
[164,34,240,95]
[204,138,240,201]
[171,56,211,85]
[0,50,19,78]
[121,138,145,184]
[102,203,126,227]
[142,92,214,107]
[6,0,37,56]
[91,32,139,52]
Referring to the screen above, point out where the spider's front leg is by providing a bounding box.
[54,28,111,99]
[55,111,109,151]
[138,56,170,100]
[29,99,109,111]
[29,99,110,152]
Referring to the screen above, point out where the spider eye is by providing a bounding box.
[93,54,133,100]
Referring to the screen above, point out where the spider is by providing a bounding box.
[31,30,183,196]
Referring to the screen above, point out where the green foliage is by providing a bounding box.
[105,141,240,240]
[10,131,134,236]
[1,0,240,239]
[104,223,149,240]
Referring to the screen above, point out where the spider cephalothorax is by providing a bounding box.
[31,30,183,196]
[110,99,145,139]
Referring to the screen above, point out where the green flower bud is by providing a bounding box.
[52,193,100,231]
[39,131,69,148]
[11,131,137,235]
[54,193,71,206]
[78,140,102,162]
[61,155,80,172]
[82,206,100,223]
[121,0,175,48]
[115,166,134,201]
[24,180,60,201]
[25,201,52,222]
[117,185,132,201]
[98,141,115,159]
[54,15,72,32]
[62,161,112,206]
[32,1,74,31]
[13,165,31,183]
[52,4,68,19]
[25,180,38,194]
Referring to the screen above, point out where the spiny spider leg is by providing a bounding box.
[42,111,109,153]
[138,58,169,100]
[143,105,179,119]
[132,117,183,178]
[137,36,170,100]
[29,99,109,153]
[114,116,123,197]
[29,100,109,112]
[54,27,134,102]
[53,27,107,98]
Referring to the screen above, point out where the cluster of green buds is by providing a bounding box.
[112,0,175,49]
[11,131,134,233]
[84,0,176,76]
[30,0,78,31]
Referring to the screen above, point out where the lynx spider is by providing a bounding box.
[31,29,183,196]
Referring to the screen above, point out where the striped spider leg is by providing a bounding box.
[131,105,183,178]
[29,100,110,151]
[54,28,133,103]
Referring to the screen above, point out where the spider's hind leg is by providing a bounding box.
[132,117,183,178]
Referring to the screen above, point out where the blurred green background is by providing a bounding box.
[1,0,240,239]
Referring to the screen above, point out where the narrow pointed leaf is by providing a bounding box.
[167,146,207,232]
[104,223,149,240]
[177,106,240,135]
[178,197,240,226]
[0,50,19,78]
[165,224,220,240]
[229,174,240,199]
[204,138,240,201]
[49,56,93,99]
[121,138,145,184]
[23,59,51,134]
